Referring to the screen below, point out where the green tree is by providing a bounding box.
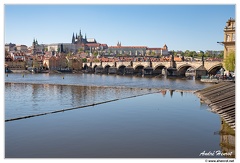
[78,48,84,53]
[184,50,190,56]
[82,58,87,63]
[150,51,156,56]
[217,51,224,58]
[93,51,98,57]
[197,51,204,58]
[224,51,235,71]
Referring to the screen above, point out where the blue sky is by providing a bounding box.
[4,4,235,51]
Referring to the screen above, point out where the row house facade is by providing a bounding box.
[10,52,26,61]
[5,43,16,51]
[43,55,83,71]
[108,42,169,56]
[5,56,26,70]
[108,42,147,56]
[146,44,168,56]
[5,43,28,53]
[16,45,28,52]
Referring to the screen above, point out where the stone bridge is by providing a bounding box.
[83,61,223,77]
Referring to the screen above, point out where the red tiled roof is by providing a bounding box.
[147,48,162,50]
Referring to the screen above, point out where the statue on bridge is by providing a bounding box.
[181,55,185,61]
[202,54,204,66]
[171,53,174,62]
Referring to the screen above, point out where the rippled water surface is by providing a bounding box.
[5,73,226,158]
[5,73,213,89]
[5,91,222,158]
[5,83,155,120]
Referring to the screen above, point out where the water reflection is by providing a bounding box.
[5,83,156,120]
[219,120,235,158]
[5,73,213,90]
[5,91,223,158]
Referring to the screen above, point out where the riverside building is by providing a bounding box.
[222,18,235,59]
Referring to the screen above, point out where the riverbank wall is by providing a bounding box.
[195,82,235,130]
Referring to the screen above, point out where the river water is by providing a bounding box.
[5,73,232,158]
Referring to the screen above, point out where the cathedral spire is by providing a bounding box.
[72,32,75,44]
[79,29,82,38]
[117,41,121,47]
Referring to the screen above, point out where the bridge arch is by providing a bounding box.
[104,65,111,74]
[93,65,98,73]
[153,64,167,75]
[208,63,223,75]
[118,65,126,74]
[134,64,145,75]
[83,63,88,70]
[177,64,196,76]
[133,64,145,69]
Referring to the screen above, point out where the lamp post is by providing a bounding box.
[220,67,225,78]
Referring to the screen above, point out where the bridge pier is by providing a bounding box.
[143,67,153,76]
[95,66,104,74]
[108,67,117,74]
[124,67,134,75]
[167,68,178,76]
[195,65,208,79]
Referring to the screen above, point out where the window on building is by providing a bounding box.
[232,34,235,41]
[226,34,230,42]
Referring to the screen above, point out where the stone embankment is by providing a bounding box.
[195,82,235,130]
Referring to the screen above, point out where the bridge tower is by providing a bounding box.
[222,18,235,59]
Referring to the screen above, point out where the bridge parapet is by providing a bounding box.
[152,62,170,69]
[116,62,132,68]
[102,62,115,68]
[176,61,203,70]
[204,61,222,71]
[84,61,223,75]
[132,62,150,69]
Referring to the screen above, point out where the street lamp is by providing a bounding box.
[217,41,224,46]
[220,67,225,76]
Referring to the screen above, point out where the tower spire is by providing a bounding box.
[79,29,82,37]
[72,32,75,44]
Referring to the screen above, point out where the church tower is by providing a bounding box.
[32,38,36,55]
[222,18,235,59]
[72,33,75,44]
[117,41,121,47]
[77,29,82,44]
[84,33,87,44]
[163,44,168,50]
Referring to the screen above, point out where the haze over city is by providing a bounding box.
[4,3,235,51]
